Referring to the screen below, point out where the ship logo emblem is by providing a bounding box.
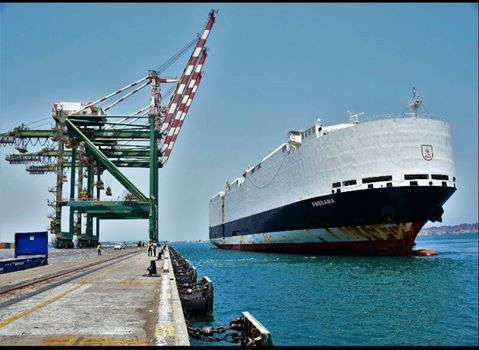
[421,145,433,161]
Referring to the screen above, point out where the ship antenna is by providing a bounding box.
[408,87,423,117]
[347,110,364,124]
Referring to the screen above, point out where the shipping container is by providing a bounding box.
[15,232,48,258]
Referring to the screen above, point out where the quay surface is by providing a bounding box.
[0,246,189,346]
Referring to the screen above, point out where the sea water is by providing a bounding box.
[171,233,478,346]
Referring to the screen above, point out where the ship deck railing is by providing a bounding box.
[361,113,445,122]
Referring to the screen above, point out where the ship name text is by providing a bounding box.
[311,198,336,207]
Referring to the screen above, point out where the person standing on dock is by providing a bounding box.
[153,242,157,257]
[97,243,102,256]
[147,242,152,256]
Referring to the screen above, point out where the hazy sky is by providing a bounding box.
[0,3,477,243]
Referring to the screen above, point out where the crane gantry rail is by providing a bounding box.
[0,10,217,248]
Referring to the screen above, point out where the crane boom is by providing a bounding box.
[160,10,216,135]
[160,49,207,165]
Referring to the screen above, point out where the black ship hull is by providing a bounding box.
[209,186,456,255]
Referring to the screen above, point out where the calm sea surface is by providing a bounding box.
[170,233,478,346]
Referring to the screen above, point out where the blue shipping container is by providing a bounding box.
[15,231,48,258]
[0,257,48,274]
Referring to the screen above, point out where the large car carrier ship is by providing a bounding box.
[209,89,456,255]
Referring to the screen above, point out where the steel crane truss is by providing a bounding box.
[0,10,217,248]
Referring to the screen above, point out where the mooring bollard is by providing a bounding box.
[142,259,161,277]
[148,260,157,275]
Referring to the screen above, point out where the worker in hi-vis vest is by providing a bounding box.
[97,243,102,256]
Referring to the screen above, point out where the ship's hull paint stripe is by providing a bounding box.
[209,186,455,240]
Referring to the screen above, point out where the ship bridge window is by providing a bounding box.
[303,127,315,138]
[362,175,392,184]
[251,163,262,173]
[332,182,341,188]
[405,174,429,180]
[342,179,357,186]
[431,174,449,180]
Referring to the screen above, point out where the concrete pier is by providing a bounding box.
[0,247,189,346]
[155,248,189,345]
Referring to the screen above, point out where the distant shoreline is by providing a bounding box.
[418,222,478,236]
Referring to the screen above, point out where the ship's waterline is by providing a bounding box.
[211,222,426,254]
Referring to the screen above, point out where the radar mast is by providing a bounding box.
[408,87,423,117]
